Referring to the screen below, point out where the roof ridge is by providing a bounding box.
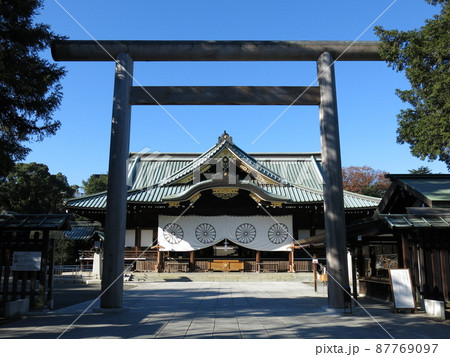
[157,139,228,185]
[65,190,108,202]
[342,189,382,202]
[158,136,291,186]
[286,182,325,195]
[224,141,289,185]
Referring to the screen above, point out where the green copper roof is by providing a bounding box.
[383,174,450,208]
[66,134,380,210]
[381,214,450,229]
[63,222,103,241]
[400,178,450,202]
[158,133,289,186]
[0,213,72,230]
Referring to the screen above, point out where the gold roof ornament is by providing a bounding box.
[218,130,233,144]
[249,192,262,203]
[212,188,239,200]
[189,193,202,203]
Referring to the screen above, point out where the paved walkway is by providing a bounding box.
[1,281,449,339]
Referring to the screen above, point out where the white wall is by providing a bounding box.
[141,229,153,247]
[125,230,135,247]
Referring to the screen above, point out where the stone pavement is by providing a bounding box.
[1,281,449,339]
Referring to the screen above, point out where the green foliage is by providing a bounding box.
[374,1,450,170]
[82,174,108,195]
[52,232,80,265]
[408,166,432,174]
[0,162,75,213]
[0,0,66,177]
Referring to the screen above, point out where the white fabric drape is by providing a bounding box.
[157,215,293,252]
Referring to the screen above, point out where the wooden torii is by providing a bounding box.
[52,40,383,309]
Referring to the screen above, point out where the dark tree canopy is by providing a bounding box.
[375,0,450,170]
[0,0,66,177]
[408,166,432,174]
[0,162,75,213]
[342,166,390,198]
[82,174,108,195]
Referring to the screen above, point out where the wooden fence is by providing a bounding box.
[1,232,54,312]
[135,259,314,272]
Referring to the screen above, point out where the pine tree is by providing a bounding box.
[0,0,66,177]
[375,0,450,170]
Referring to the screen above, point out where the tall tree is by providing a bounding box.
[374,0,450,170]
[342,166,390,198]
[0,0,66,177]
[0,162,75,213]
[82,174,108,195]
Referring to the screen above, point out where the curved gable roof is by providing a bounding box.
[65,133,380,210]
[158,132,289,186]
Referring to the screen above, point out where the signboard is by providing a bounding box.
[389,268,415,310]
[12,251,42,271]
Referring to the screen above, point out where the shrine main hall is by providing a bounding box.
[65,132,380,273]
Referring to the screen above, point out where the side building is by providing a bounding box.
[65,132,380,273]
[349,174,450,305]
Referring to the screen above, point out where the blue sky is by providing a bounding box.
[26,0,447,186]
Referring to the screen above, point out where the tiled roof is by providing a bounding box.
[157,136,288,186]
[128,158,190,189]
[398,178,450,203]
[64,222,103,241]
[65,135,380,210]
[381,214,450,228]
[66,182,379,210]
[0,213,72,230]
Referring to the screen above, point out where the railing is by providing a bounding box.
[75,257,322,273]
[53,265,93,279]
[79,249,157,260]
[135,260,157,272]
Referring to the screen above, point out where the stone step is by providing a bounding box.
[129,272,315,283]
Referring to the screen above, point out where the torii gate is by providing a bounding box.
[52,40,383,309]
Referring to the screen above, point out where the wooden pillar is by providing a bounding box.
[101,52,134,309]
[411,243,420,304]
[135,228,142,248]
[156,250,163,273]
[317,52,349,308]
[418,246,426,295]
[289,249,295,273]
[401,233,410,269]
[313,253,318,292]
[440,248,449,302]
[431,249,438,294]
[38,230,49,308]
[190,251,195,272]
[425,249,433,296]
[255,250,261,272]
[356,246,365,278]
[47,238,55,309]
[351,249,358,300]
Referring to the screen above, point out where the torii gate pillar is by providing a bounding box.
[317,52,349,308]
[101,53,134,309]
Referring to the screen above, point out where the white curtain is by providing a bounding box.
[158,215,293,252]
